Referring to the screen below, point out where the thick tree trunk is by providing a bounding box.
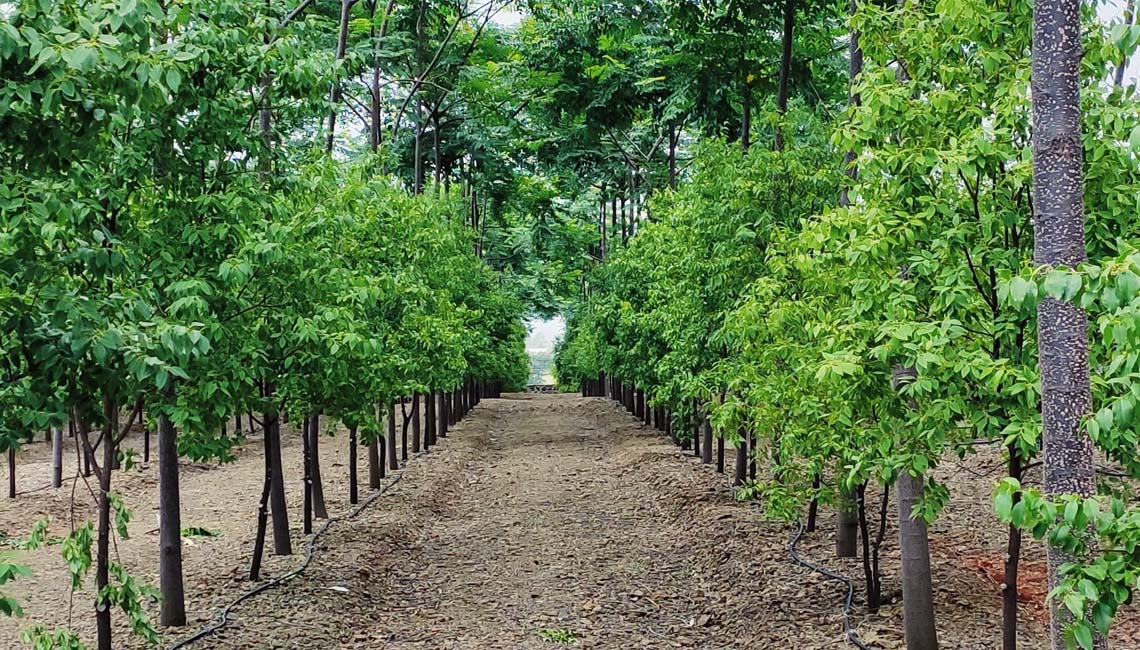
[157,411,186,627]
[308,414,328,519]
[896,472,939,650]
[1032,0,1102,646]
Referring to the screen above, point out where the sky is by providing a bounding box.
[525,316,564,354]
[492,9,525,28]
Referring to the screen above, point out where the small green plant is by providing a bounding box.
[181,526,222,539]
[538,628,577,643]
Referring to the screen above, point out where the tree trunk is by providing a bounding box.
[370,0,397,151]
[6,447,14,499]
[413,99,425,194]
[301,415,313,535]
[741,75,752,153]
[1116,0,1136,87]
[157,410,186,627]
[368,436,381,489]
[691,402,701,458]
[308,414,328,519]
[349,425,359,505]
[1003,446,1024,650]
[249,471,271,580]
[896,472,939,650]
[701,417,713,464]
[716,430,725,473]
[733,428,747,487]
[668,124,678,189]
[324,0,356,153]
[51,426,63,489]
[433,113,442,188]
[424,389,430,444]
[837,486,859,557]
[840,0,863,208]
[388,400,399,470]
[774,0,796,152]
[414,389,424,456]
[857,483,881,612]
[806,473,821,532]
[1032,0,1102,645]
[438,390,447,439]
[264,411,291,555]
[94,419,114,650]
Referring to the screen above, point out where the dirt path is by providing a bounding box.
[9,393,1139,649]
[170,393,1038,650]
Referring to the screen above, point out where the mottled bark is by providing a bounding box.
[1033,0,1102,646]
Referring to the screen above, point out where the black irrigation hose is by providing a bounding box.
[787,521,871,650]
[167,458,415,649]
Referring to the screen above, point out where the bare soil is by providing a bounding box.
[0,393,1137,649]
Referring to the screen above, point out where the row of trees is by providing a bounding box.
[555,1,1140,649]
[0,0,529,648]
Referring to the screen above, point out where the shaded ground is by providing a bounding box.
[1,393,1137,649]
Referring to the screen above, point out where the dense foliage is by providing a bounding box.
[556,0,1140,648]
